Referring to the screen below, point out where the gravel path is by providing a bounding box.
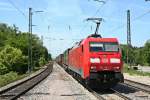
[18,63,98,100]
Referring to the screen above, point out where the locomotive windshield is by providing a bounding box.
[90,42,119,52]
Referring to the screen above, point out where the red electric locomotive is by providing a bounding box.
[67,34,124,88]
[58,18,124,89]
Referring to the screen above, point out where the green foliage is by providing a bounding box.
[0,45,27,74]
[0,72,28,87]
[48,53,52,60]
[144,42,150,65]
[39,57,46,67]
[123,64,150,76]
[0,23,51,75]
[120,44,128,62]
[0,62,8,75]
[0,72,18,87]
[121,43,150,66]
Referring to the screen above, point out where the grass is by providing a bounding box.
[0,72,29,87]
[123,64,150,77]
[0,66,42,88]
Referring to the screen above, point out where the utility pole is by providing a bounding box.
[30,8,33,71]
[127,10,131,68]
[28,8,32,72]
[28,8,44,72]
[127,10,131,46]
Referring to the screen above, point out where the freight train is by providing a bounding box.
[56,18,124,89]
[56,34,124,89]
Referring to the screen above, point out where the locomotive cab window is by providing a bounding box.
[90,42,119,52]
[104,43,119,52]
[90,42,104,52]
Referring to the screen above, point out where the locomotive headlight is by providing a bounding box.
[113,66,120,72]
[90,58,100,63]
[90,66,97,72]
[110,58,120,63]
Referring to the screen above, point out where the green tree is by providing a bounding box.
[39,57,46,67]
[0,45,27,74]
[0,23,51,74]
[144,42,150,65]
[0,62,8,75]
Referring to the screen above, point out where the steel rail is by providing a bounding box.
[60,63,133,100]
[111,88,132,100]
[124,79,150,94]
[0,62,53,100]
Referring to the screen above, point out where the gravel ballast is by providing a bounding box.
[18,63,98,100]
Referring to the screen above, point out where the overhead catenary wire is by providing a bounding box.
[79,0,109,35]
[133,10,150,21]
[7,0,28,20]
[110,9,150,32]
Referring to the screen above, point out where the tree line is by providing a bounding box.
[121,40,150,66]
[0,23,52,75]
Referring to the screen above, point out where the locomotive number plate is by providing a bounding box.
[102,58,108,63]
[103,66,109,70]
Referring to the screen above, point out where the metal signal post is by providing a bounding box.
[127,10,132,69]
[127,10,131,47]
[28,8,32,72]
[28,8,44,72]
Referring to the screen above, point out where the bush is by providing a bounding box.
[0,72,18,87]
[0,62,8,75]
[39,57,46,67]
[0,45,28,74]
[123,64,150,76]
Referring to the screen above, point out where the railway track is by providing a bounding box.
[61,64,130,100]
[90,84,150,100]
[85,79,150,100]
[88,87,131,100]
[124,79,150,93]
[60,64,150,100]
[86,78,150,100]
[112,83,150,100]
[88,78,150,100]
[0,62,53,100]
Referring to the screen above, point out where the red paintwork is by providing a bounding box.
[68,37,123,79]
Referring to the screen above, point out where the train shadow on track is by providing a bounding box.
[112,83,139,94]
[85,83,139,96]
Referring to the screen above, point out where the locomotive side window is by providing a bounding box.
[90,42,119,52]
[81,45,84,52]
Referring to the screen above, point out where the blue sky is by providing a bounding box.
[0,0,150,58]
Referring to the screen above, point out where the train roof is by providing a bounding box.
[79,34,118,44]
[87,37,118,42]
[79,37,118,45]
[69,34,119,50]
